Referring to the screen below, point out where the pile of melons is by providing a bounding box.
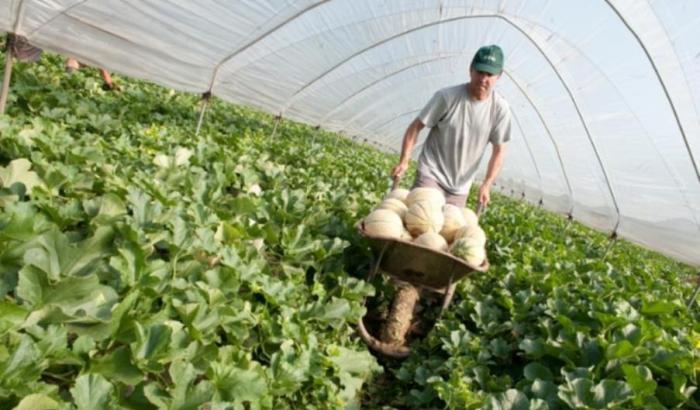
[361,187,487,266]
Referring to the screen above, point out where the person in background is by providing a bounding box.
[391,44,512,209]
[65,56,115,90]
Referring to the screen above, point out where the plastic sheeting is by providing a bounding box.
[1,0,699,266]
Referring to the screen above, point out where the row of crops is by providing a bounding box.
[1,53,698,409]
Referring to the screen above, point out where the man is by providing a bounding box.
[391,44,511,208]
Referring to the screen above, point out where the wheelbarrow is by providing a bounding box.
[356,182,488,358]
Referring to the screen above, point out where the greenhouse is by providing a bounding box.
[1,1,698,409]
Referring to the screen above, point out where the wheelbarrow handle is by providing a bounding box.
[391,175,401,191]
[476,201,486,217]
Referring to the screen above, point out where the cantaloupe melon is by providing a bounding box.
[363,209,404,239]
[377,198,408,219]
[462,207,479,227]
[404,201,444,236]
[441,204,467,242]
[387,188,410,203]
[453,224,486,246]
[450,238,486,266]
[405,187,445,208]
[413,232,448,251]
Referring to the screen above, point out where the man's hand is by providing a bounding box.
[478,143,507,208]
[392,119,424,179]
[478,182,491,207]
[391,161,409,179]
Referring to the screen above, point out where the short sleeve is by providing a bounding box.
[490,101,512,144]
[417,91,447,128]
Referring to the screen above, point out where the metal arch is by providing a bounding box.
[206,0,331,93]
[371,109,420,133]
[320,54,460,123]
[513,9,700,229]
[281,13,618,230]
[604,0,700,185]
[23,0,89,37]
[509,107,544,199]
[12,0,27,33]
[502,70,575,214]
[341,70,459,132]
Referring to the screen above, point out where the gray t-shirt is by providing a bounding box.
[416,83,511,195]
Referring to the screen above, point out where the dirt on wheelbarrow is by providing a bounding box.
[380,283,420,344]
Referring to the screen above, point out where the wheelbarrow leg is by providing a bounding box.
[367,242,389,282]
[438,272,456,319]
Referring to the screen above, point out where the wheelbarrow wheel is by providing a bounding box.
[357,316,411,358]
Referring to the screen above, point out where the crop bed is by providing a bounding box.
[1,52,698,409]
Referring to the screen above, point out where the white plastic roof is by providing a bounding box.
[2,0,699,266]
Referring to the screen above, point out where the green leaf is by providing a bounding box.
[90,346,143,385]
[210,361,268,404]
[93,193,126,224]
[557,378,595,409]
[519,338,545,359]
[167,359,213,409]
[590,380,633,408]
[621,364,657,397]
[21,227,114,281]
[131,322,172,369]
[19,271,118,332]
[606,340,636,360]
[0,158,43,194]
[70,373,114,410]
[16,265,49,307]
[0,301,28,333]
[329,346,380,376]
[12,393,61,410]
[523,363,553,381]
[486,389,529,410]
[530,379,558,405]
[641,300,677,316]
[320,297,352,322]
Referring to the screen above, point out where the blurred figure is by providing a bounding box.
[7,33,42,62]
[65,57,115,90]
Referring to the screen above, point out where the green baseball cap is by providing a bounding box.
[471,45,504,74]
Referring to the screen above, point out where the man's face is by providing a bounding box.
[469,67,501,96]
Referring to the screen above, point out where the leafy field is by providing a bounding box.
[1,52,698,409]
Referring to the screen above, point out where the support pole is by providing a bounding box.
[194,91,211,136]
[311,125,321,145]
[1,34,16,115]
[601,231,618,261]
[269,114,281,139]
[687,274,700,309]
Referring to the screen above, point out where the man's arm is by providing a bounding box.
[478,143,507,207]
[391,118,425,178]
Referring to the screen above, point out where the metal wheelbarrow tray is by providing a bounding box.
[356,220,489,358]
